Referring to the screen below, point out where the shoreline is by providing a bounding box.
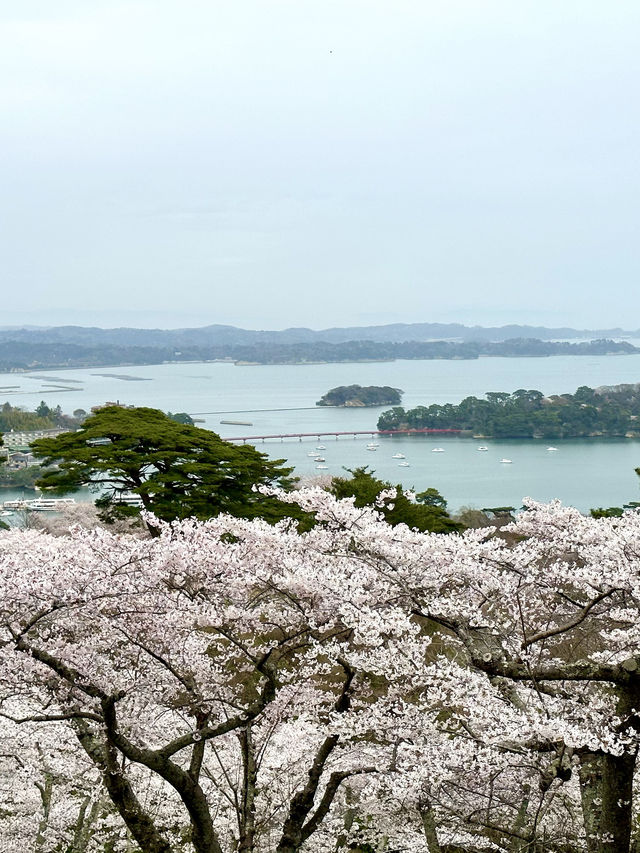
[2,347,636,375]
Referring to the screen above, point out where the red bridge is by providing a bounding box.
[225,429,461,443]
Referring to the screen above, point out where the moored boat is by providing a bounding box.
[20,498,77,512]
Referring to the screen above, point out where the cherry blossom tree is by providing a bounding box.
[0,514,405,852]
[278,487,640,853]
[2,490,640,852]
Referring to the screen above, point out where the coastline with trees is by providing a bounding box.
[378,382,640,439]
[0,334,637,371]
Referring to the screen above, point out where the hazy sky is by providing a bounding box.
[2,1,640,330]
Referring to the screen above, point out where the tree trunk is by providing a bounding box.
[35,772,53,851]
[579,750,636,853]
[238,726,257,853]
[419,801,442,853]
[509,785,531,853]
[74,723,173,853]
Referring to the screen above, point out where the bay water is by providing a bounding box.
[3,353,640,513]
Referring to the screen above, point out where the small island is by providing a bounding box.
[317,384,403,407]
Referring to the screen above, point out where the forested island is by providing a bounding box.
[0,336,636,370]
[377,382,640,438]
[316,384,403,407]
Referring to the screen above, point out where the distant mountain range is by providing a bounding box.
[0,322,637,347]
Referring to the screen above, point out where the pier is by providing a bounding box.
[225,429,461,443]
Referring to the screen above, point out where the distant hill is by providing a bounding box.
[0,321,636,348]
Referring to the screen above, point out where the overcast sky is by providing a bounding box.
[2,1,639,330]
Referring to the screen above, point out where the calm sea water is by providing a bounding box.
[3,354,640,513]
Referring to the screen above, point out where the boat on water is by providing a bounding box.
[391,453,406,459]
[499,459,513,464]
[316,464,328,470]
[307,451,320,457]
[116,494,145,508]
[3,497,77,512]
[366,446,378,452]
[2,500,30,511]
[547,446,558,452]
[28,498,77,511]
[315,457,326,462]
[477,446,489,451]
[398,461,410,467]
[431,448,445,453]
[315,445,326,450]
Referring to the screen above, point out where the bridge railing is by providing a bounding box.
[225,429,461,443]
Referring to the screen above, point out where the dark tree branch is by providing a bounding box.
[522,588,620,650]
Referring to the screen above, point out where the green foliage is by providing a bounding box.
[378,382,640,439]
[35,400,51,418]
[0,401,82,433]
[0,463,43,489]
[316,385,403,407]
[328,467,462,534]
[31,406,306,529]
[590,506,624,519]
[167,411,195,425]
[0,404,55,433]
[415,487,447,509]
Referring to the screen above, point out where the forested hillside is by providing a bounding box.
[378,382,640,438]
[0,336,635,370]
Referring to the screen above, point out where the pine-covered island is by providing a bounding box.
[377,383,640,438]
[317,384,403,407]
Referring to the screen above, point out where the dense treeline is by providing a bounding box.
[0,400,82,432]
[0,337,636,370]
[378,383,640,438]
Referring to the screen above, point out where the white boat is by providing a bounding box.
[307,451,320,457]
[391,453,406,459]
[316,464,328,470]
[25,498,77,512]
[398,461,410,467]
[477,446,488,451]
[499,459,512,464]
[547,446,558,452]
[2,500,30,510]
[0,510,13,517]
[315,457,326,462]
[116,494,144,508]
[432,448,445,453]
[366,446,378,452]
[367,441,379,448]
[315,445,326,450]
